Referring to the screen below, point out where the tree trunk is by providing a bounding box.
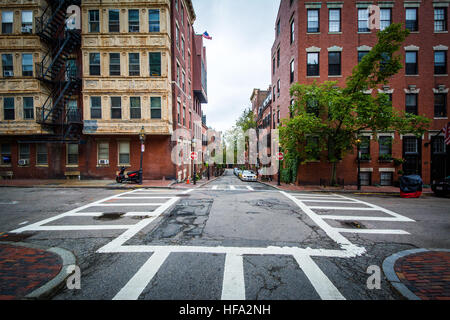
[330,162,337,186]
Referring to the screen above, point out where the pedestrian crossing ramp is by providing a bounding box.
[207,185,256,191]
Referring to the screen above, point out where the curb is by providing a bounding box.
[258,181,434,195]
[3,241,76,300]
[382,248,450,300]
[0,181,177,190]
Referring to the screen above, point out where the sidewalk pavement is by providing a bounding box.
[0,176,220,189]
[260,180,433,195]
[0,241,75,300]
[383,249,450,300]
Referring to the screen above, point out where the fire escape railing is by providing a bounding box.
[34,0,82,142]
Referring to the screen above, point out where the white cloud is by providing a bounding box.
[191,0,280,132]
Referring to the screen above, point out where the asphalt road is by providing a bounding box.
[0,169,448,300]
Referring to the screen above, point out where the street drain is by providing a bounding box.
[0,232,35,242]
[340,221,365,229]
[94,212,124,220]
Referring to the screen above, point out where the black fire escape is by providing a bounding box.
[35,0,82,143]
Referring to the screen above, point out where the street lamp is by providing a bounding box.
[206,150,210,180]
[191,138,197,185]
[356,138,362,191]
[139,126,146,185]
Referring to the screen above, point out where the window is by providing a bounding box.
[290,19,295,44]
[405,8,418,32]
[19,144,30,161]
[434,93,447,118]
[307,136,320,160]
[434,8,447,32]
[404,137,418,154]
[276,19,280,36]
[151,97,161,119]
[3,97,14,120]
[128,53,140,76]
[277,110,280,124]
[432,137,446,154]
[176,63,180,84]
[182,72,185,91]
[306,99,319,116]
[307,52,319,76]
[177,101,181,124]
[406,94,418,115]
[380,52,391,71]
[405,51,418,75]
[273,86,276,102]
[307,9,319,33]
[2,11,13,34]
[181,4,184,25]
[380,9,391,31]
[2,54,13,77]
[358,8,369,32]
[189,111,192,129]
[328,52,341,76]
[98,142,109,162]
[22,53,33,76]
[21,11,32,33]
[435,51,447,75]
[329,9,340,32]
[118,142,130,165]
[89,53,100,75]
[111,97,121,119]
[181,37,185,58]
[129,97,141,119]
[149,9,160,32]
[277,48,280,67]
[23,97,33,119]
[380,172,393,186]
[90,96,101,119]
[183,106,186,126]
[359,136,371,160]
[358,51,369,63]
[109,9,120,33]
[277,79,280,96]
[176,26,180,48]
[88,10,99,33]
[128,9,139,32]
[67,100,78,122]
[290,60,294,83]
[379,136,392,158]
[1,144,11,165]
[359,172,371,186]
[272,57,275,74]
[109,53,120,76]
[149,52,161,76]
[67,143,78,165]
[36,144,47,165]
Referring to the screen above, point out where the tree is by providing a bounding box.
[279,24,430,185]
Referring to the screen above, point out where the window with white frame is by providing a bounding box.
[128,9,139,32]
[118,142,130,165]
[67,144,78,165]
[380,9,391,31]
[358,8,369,32]
[111,97,121,119]
[22,54,33,76]
[380,172,393,186]
[97,142,109,163]
[128,53,140,76]
[21,11,33,33]
[88,10,99,33]
[23,97,34,119]
[36,144,47,165]
[2,11,13,34]
[329,9,340,32]
[19,144,30,162]
[130,97,141,119]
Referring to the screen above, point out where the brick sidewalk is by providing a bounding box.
[394,251,450,300]
[0,243,62,300]
[0,179,175,188]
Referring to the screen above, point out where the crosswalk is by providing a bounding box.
[10,189,416,301]
[209,185,255,191]
[282,192,414,237]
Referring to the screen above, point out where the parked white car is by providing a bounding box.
[240,170,257,182]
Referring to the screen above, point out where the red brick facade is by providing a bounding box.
[271,0,449,185]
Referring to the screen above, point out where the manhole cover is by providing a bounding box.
[94,212,124,220]
[0,232,35,242]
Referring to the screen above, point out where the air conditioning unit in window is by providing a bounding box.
[18,159,29,166]
[3,71,13,77]
[98,159,109,165]
[21,26,32,33]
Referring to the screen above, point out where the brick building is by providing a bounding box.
[269,0,449,186]
[0,0,208,181]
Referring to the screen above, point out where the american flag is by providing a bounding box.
[202,31,212,40]
[444,122,450,145]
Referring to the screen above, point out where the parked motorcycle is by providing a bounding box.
[116,167,140,184]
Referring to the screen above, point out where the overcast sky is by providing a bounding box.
[191,0,280,133]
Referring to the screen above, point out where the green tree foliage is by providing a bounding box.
[279,24,430,185]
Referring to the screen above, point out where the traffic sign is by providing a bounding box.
[276,152,284,161]
[190,152,198,160]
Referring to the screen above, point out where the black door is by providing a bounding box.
[403,137,422,176]
[431,136,448,183]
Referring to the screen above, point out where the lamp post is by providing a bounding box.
[191,138,196,185]
[206,150,210,180]
[356,138,361,191]
[139,126,146,185]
